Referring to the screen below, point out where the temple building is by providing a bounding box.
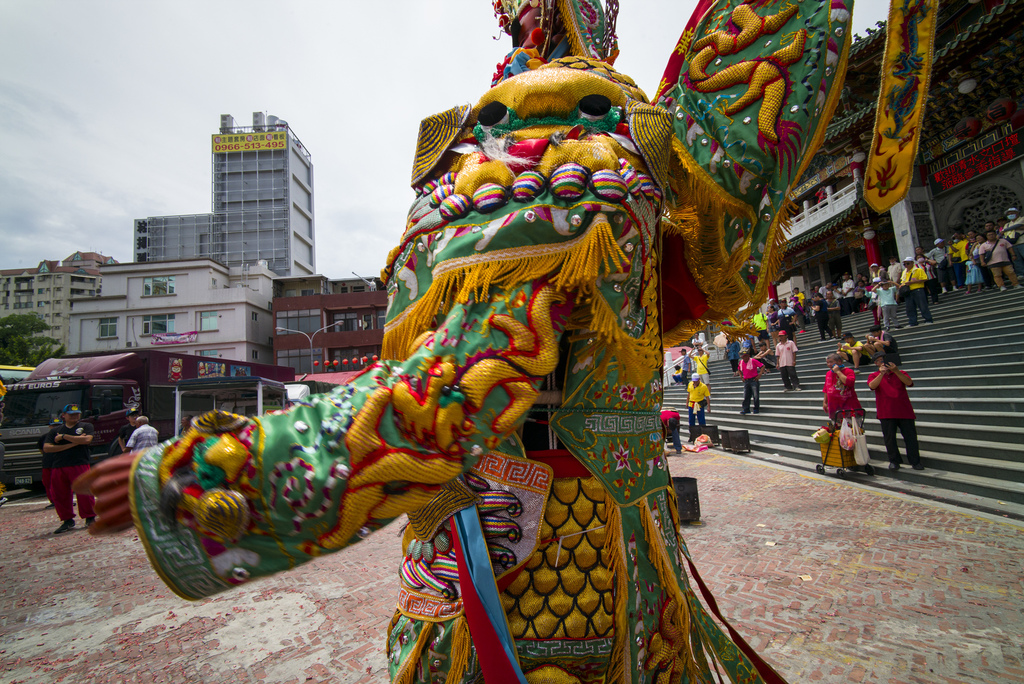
[775,0,1024,295]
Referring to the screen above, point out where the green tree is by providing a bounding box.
[0,314,66,367]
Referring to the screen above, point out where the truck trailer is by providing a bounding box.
[0,350,294,487]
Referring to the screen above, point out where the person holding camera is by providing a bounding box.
[867,352,923,471]
[822,353,861,420]
[686,373,711,427]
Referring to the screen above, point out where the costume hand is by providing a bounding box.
[73,452,139,535]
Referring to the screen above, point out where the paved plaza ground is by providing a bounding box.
[1,450,1022,683]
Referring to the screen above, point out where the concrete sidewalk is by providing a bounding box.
[674,451,1024,684]
[1,450,1022,683]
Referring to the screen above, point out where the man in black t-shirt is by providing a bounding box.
[42,404,96,534]
[111,409,139,456]
[38,419,60,509]
[862,324,901,365]
[810,293,830,341]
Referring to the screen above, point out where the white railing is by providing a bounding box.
[787,183,859,239]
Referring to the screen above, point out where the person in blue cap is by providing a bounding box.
[42,404,96,534]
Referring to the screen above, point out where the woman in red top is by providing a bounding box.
[867,351,923,471]
[821,353,861,420]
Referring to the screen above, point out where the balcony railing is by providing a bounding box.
[787,183,859,239]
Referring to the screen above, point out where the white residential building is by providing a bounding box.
[69,259,276,363]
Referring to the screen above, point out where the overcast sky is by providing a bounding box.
[0,0,888,279]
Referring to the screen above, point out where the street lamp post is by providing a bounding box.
[275,321,344,372]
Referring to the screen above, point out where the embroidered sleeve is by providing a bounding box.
[129,280,571,600]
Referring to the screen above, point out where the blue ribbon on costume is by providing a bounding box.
[453,507,528,684]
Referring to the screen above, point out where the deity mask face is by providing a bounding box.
[384,58,679,383]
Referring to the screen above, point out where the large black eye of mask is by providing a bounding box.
[478,101,510,127]
[578,94,612,119]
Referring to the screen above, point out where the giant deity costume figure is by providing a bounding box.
[81,0,937,681]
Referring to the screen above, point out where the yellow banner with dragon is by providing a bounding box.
[863,0,939,212]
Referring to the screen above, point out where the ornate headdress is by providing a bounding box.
[493,0,619,64]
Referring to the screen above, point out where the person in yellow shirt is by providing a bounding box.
[837,332,865,370]
[687,373,711,428]
[690,344,710,385]
[949,232,969,288]
[899,256,934,326]
[752,312,768,342]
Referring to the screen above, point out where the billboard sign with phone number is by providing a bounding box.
[928,131,1024,195]
[211,131,287,153]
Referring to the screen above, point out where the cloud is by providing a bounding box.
[0,0,891,278]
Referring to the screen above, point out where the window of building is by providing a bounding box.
[362,313,374,330]
[285,289,296,297]
[198,350,220,357]
[251,312,259,321]
[37,288,45,294]
[199,311,218,331]
[275,309,319,334]
[99,318,117,338]
[377,310,386,329]
[142,314,175,335]
[331,311,358,332]
[37,301,46,307]
[143,276,176,296]
[277,348,321,375]
[301,289,315,296]
[251,350,259,360]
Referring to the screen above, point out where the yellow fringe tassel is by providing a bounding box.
[445,615,472,684]
[551,215,623,293]
[382,217,659,386]
[568,294,662,387]
[604,498,629,684]
[393,620,435,684]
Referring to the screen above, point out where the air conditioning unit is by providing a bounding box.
[253,111,266,131]
[220,114,236,133]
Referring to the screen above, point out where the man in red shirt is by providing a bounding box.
[738,349,765,415]
[774,330,802,392]
[821,353,861,420]
[660,408,681,454]
[867,351,923,471]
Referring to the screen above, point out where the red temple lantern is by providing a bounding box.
[1011,108,1024,131]
[953,116,981,140]
[332,359,339,367]
[342,359,349,365]
[372,355,379,361]
[986,97,1017,123]
[313,360,319,367]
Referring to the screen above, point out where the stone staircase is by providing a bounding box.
[664,286,1024,506]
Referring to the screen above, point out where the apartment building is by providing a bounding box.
[69,259,276,363]
[0,251,116,349]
